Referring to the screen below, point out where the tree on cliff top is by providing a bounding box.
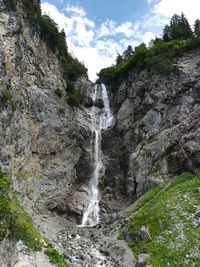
[163,13,193,41]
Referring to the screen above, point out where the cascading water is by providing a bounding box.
[80,83,114,227]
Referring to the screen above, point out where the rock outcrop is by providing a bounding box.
[101,51,200,212]
[0,1,94,265]
[1,1,200,266]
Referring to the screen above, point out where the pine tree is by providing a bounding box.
[163,25,171,41]
[122,45,133,61]
[194,19,200,37]
[163,13,193,41]
[180,13,193,39]
[116,53,123,64]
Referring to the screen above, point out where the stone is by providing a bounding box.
[138,226,150,241]
[192,219,200,228]
[123,227,132,242]
[195,210,200,218]
[136,254,150,267]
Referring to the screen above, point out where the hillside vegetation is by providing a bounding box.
[98,13,200,92]
[119,173,200,267]
[0,170,70,267]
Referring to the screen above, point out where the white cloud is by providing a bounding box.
[97,20,117,38]
[115,22,137,38]
[41,2,142,81]
[41,1,200,82]
[142,32,156,45]
[65,4,86,17]
[152,0,200,26]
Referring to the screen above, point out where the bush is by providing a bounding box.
[54,88,63,98]
[45,246,69,267]
[98,38,199,91]
[0,85,13,104]
[67,89,85,107]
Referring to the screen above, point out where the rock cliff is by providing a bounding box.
[0,0,200,266]
[100,51,200,216]
[0,1,93,266]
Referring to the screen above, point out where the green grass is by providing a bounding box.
[0,170,70,266]
[0,170,42,250]
[45,245,70,267]
[119,173,200,267]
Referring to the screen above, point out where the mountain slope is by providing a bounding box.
[118,173,200,266]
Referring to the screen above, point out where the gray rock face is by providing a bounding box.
[0,239,54,267]
[0,2,93,265]
[101,51,200,209]
[0,0,94,214]
[1,1,200,266]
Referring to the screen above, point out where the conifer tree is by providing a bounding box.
[122,45,133,61]
[163,13,193,41]
[194,19,200,37]
[116,53,123,64]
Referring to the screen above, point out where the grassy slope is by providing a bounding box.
[0,170,69,267]
[119,173,200,266]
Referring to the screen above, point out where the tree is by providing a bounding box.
[194,19,200,37]
[122,45,133,61]
[180,13,193,39]
[163,25,171,41]
[116,53,123,64]
[60,28,66,40]
[163,13,193,41]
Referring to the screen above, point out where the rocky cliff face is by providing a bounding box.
[1,1,200,266]
[0,2,95,265]
[101,51,200,214]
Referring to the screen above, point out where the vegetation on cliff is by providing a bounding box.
[0,170,69,266]
[98,13,200,92]
[119,173,200,267]
[7,0,87,107]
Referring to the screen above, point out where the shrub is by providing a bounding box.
[0,170,42,250]
[0,85,13,104]
[67,89,85,107]
[45,246,70,267]
[54,88,63,98]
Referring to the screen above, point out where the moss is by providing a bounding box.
[45,245,70,267]
[0,85,13,104]
[148,170,168,182]
[54,88,63,98]
[67,89,85,107]
[0,170,70,266]
[119,173,200,266]
[0,170,42,250]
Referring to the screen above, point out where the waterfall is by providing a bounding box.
[80,83,114,227]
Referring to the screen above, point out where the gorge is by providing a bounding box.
[0,1,200,267]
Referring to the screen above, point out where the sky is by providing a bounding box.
[41,0,200,81]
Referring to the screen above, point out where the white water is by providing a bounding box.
[80,83,114,227]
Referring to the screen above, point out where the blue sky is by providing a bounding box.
[41,0,200,81]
